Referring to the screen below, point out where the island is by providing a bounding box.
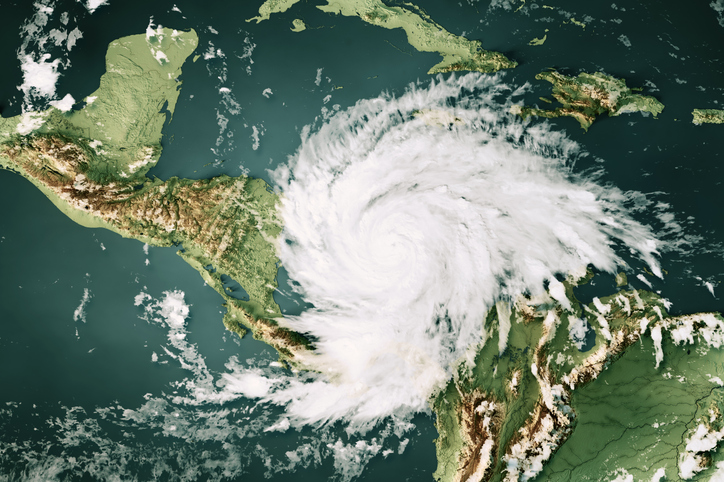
[291,18,307,32]
[512,70,664,131]
[247,0,517,75]
[0,28,312,366]
[692,108,724,125]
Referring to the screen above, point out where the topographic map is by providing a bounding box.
[1,0,724,481]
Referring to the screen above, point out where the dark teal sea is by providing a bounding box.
[0,0,723,479]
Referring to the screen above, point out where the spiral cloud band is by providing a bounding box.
[247,73,662,430]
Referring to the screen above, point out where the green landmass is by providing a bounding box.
[692,108,724,125]
[567,17,586,29]
[247,0,517,74]
[513,70,665,131]
[536,328,724,480]
[2,27,197,183]
[528,34,547,46]
[291,18,307,32]
[432,270,724,481]
[246,0,302,23]
[0,29,312,364]
[4,21,722,482]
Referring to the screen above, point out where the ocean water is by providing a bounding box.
[1,0,723,480]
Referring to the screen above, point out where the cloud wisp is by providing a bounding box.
[224,72,668,431]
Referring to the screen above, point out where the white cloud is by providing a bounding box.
[328,439,382,482]
[593,297,611,315]
[709,461,724,481]
[238,34,256,75]
[222,370,275,398]
[251,124,263,150]
[264,417,291,433]
[548,278,572,312]
[712,0,724,27]
[488,0,524,12]
[82,0,109,13]
[705,281,716,297]
[48,27,77,49]
[203,37,246,163]
[50,93,75,111]
[73,288,92,324]
[62,26,83,49]
[608,468,634,481]
[568,317,589,349]
[650,467,666,481]
[253,73,666,431]
[0,288,404,481]
[637,273,653,289]
[203,44,219,60]
[15,0,87,111]
[16,112,47,135]
[679,423,724,478]
[497,301,512,354]
[19,53,61,102]
[134,289,226,403]
[133,290,273,407]
[651,324,663,368]
[665,312,724,348]
[694,275,717,298]
[153,49,168,64]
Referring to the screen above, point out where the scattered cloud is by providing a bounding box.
[16,0,87,112]
[73,288,92,324]
[712,0,724,27]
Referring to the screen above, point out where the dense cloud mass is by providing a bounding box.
[246,73,665,430]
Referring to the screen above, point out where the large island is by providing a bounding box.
[247,0,517,75]
[512,70,665,131]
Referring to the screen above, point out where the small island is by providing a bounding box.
[290,18,306,32]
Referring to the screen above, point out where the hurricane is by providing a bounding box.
[220,73,667,431]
